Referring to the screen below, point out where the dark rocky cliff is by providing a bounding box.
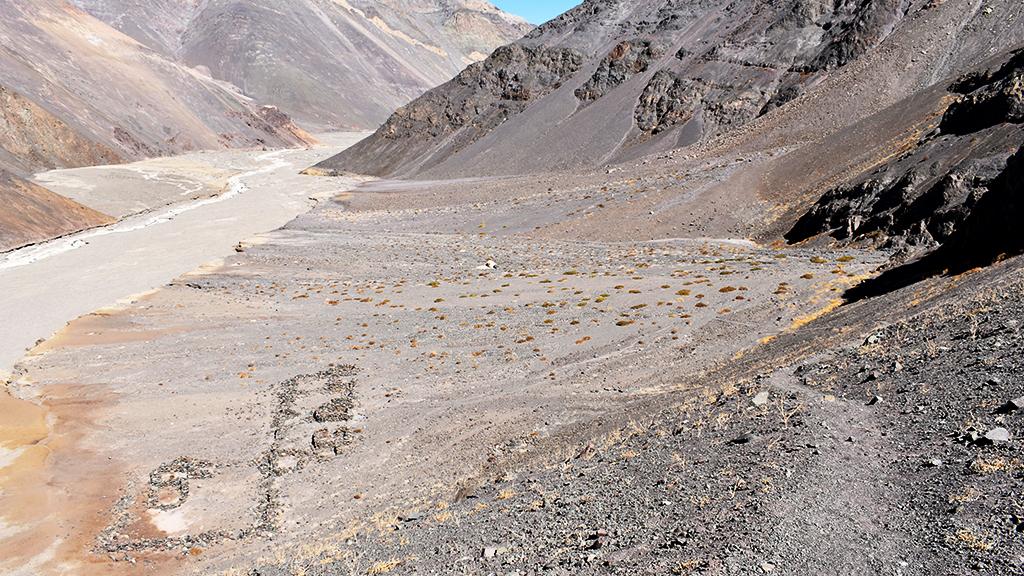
[317,0,917,178]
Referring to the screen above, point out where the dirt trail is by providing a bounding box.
[765,368,911,574]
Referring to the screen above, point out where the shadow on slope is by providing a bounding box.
[780,46,1024,301]
[845,142,1023,301]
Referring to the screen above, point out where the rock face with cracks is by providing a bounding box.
[788,49,1024,263]
[318,0,926,178]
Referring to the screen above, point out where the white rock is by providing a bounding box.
[985,427,1011,443]
[752,391,770,407]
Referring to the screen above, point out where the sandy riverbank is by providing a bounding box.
[0,133,369,377]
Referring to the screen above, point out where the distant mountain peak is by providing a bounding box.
[73,0,533,130]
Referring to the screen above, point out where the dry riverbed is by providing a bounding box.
[0,133,370,377]
[0,134,367,574]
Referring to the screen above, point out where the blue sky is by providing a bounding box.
[492,1,581,25]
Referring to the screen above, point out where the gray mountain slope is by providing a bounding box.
[72,0,534,130]
[317,0,1024,179]
[0,0,314,174]
[0,0,317,250]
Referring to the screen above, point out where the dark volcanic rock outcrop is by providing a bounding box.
[942,51,1024,134]
[634,69,706,133]
[318,0,921,179]
[942,142,1024,266]
[382,45,585,138]
[788,49,1024,256]
[799,0,907,72]
[576,40,665,104]
[320,44,585,176]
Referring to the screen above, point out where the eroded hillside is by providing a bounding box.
[0,0,316,248]
[0,171,113,251]
[72,0,533,130]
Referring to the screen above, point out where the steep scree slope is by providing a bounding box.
[317,0,917,177]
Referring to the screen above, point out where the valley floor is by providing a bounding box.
[1,138,1021,576]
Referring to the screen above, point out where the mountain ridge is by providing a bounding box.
[72,0,534,130]
[317,0,1021,180]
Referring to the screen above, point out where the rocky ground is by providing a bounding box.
[246,246,1024,576]
[2,108,1023,575]
[7,137,1024,573]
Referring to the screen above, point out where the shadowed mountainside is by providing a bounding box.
[788,49,1024,255]
[780,48,1024,300]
